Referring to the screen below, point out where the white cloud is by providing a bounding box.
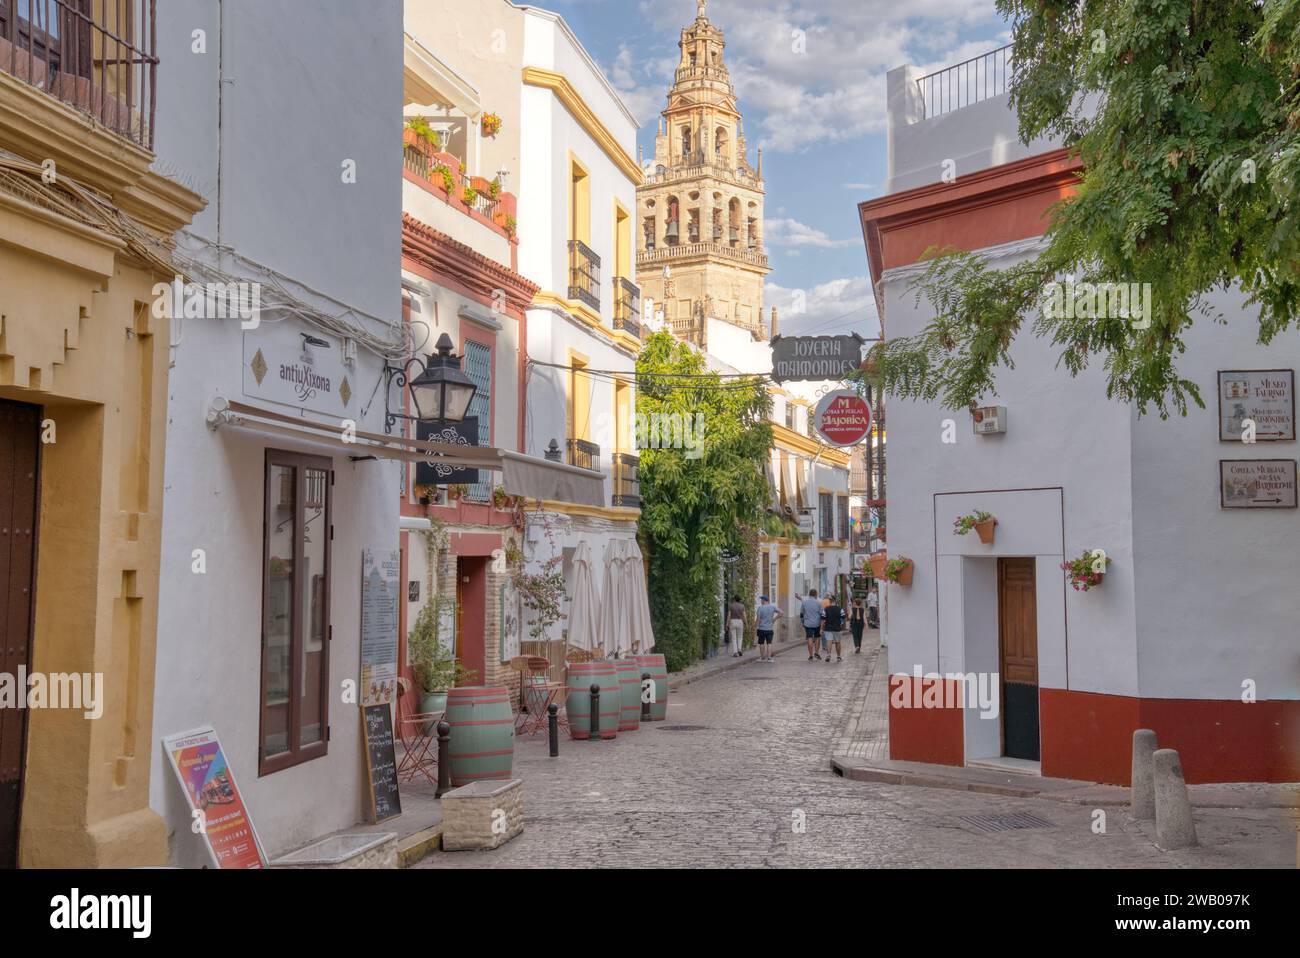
[635,0,1009,153]
[766,275,880,339]
[766,217,857,249]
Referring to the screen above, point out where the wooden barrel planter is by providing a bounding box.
[565,662,620,740]
[634,653,668,722]
[445,686,515,786]
[614,659,642,732]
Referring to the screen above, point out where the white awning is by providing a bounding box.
[207,397,605,506]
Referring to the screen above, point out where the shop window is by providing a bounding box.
[261,450,332,775]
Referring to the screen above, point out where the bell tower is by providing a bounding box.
[636,0,770,349]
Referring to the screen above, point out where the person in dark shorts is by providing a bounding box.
[754,595,781,662]
[796,589,823,660]
[822,595,845,663]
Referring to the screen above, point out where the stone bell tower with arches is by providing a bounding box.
[636,0,771,349]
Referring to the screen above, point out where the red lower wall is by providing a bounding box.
[1040,689,1300,785]
[887,681,1300,784]
[887,675,965,767]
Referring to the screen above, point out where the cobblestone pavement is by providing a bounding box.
[420,636,1295,868]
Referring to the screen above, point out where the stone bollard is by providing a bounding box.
[1152,748,1198,850]
[1131,729,1157,820]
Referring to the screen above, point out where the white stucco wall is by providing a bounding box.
[150,0,404,863]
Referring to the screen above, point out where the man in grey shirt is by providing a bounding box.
[796,589,824,660]
[754,595,781,663]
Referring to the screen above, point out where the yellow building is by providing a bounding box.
[636,0,772,348]
[0,12,203,867]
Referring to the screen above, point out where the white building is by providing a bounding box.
[513,3,646,638]
[148,2,406,863]
[859,50,1299,784]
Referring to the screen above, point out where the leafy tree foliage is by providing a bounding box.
[636,332,772,670]
[869,0,1300,417]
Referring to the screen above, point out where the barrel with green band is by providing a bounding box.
[445,686,515,786]
[565,661,619,740]
[634,653,668,722]
[614,658,642,731]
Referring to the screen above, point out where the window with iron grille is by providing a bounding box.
[837,495,849,541]
[463,339,492,500]
[819,492,834,540]
[784,404,796,430]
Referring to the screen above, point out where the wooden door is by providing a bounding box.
[454,556,487,687]
[997,557,1039,761]
[0,401,40,868]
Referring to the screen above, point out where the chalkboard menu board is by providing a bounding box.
[362,704,401,823]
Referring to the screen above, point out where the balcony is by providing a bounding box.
[612,453,640,508]
[567,437,599,473]
[0,0,157,150]
[402,127,517,240]
[614,277,641,339]
[916,43,1013,120]
[567,239,601,312]
[637,241,768,270]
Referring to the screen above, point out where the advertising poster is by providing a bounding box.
[162,726,266,869]
[360,548,400,707]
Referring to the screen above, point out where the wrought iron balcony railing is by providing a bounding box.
[567,239,601,312]
[917,43,1013,120]
[612,453,640,508]
[0,0,157,150]
[614,277,641,339]
[567,437,600,473]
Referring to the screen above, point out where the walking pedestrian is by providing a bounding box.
[796,589,823,660]
[849,595,866,653]
[866,586,880,630]
[728,594,746,657]
[822,595,845,663]
[755,594,781,662]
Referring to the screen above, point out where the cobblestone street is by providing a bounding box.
[421,637,1295,868]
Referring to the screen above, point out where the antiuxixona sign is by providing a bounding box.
[770,334,865,383]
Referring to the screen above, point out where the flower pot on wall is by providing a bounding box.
[893,562,914,587]
[867,552,888,579]
[974,518,997,544]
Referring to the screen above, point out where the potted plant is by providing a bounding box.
[504,214,517,238]
[481,112,502,137]
[462,185,478,208]
[448,483,469,502]
[884,556,914,586]
[1062,549,1109,591]
[867,551,889,579]
[413,482,440,506]
[492,485,514,509]
[408,602,476,726]
[954,510,997,544]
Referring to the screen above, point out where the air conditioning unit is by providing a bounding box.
[971,405,1007,435]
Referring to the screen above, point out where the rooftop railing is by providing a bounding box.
[916,43,1013,120]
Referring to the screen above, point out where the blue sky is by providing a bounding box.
[537,0,1012,339]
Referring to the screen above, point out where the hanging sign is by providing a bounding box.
[770,333,866,383]
[1219,459,1297,509]
[415,416,480,486]
[360,548,400,707]
[162,726,267,869]
[813,390,873,446]
[243,326,354,419]
[1218,370,1295,442]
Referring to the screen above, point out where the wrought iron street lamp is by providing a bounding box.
[385,333,477,433]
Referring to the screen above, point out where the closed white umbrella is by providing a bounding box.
[598,539,626,657]
[626,538,655,654]
[566,541,601,654]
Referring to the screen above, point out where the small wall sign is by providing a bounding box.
[1219,459,1297,509]
[813,390,872,446]
[1218,370,1294,442]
